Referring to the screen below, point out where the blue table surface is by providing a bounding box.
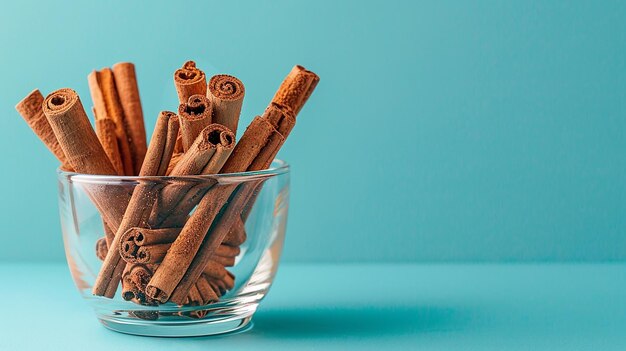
[0,263,625,350]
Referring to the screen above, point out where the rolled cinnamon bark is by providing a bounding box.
[166,152,184,175]
[120,227,181,247]
[122,243,171,264]
[211,254,236,267]
[174,61,207,105]
[223,216,247,247]
[178,94,213,152]
[271,65,320,115]
[220,116,283,173]
[163,66,319,304]
[222,270,235,291]
[95,118,124,175]
[196,274,219,304]
[142,111,180,176]
[187,284,202,306]
[15,89,72,170]
[207,74,245,134]
[263,103,297,139]
[203,260,228,279]
[209,276,227,295]
[112,62,147,174]
[122,264,157,305]
[43,89,116,175]
[207,279,223,297]
[215,244,240,258]
[166,182,257,304]
[92,111,179,297]
[146,184,237,303]
[149,124,235,227]
[88,68,134,175]
[43,89,128,230]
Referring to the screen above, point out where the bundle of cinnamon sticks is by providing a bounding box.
[16,61,318,310]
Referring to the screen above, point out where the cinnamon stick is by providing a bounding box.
[120,227,181,247]
[112,62,147,174]
[178,94,213,152]
[92,111,179,297]
[207,74,245,134]
[15,89,72,171]
[165,182,257,304]
[165,66,318,303]
[88,68,134,175]
[223,216,247,246]
[166,152,183,175]
[121,242,170,264]
[174,61,207,105]
[211,254,236,267]
[95,118,124,175]
[42,88,128,230]
[220,116,284,173]
[146,184,237,303]
[196,275,219,304]
[187,284,202,306]
[122,264,157,305]
[263,103,297,140]
[203,260,228,279]
[149,124,235,227]
[215,244,240,258]
[271,65,320,115]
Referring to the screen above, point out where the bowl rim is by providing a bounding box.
[57,159,290,183]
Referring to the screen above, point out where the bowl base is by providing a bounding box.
[98,315,253,337]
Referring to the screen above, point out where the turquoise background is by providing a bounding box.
[1,0,625,262]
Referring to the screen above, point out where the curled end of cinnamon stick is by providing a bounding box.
[178,94,213,151]
[199,124,236,151]
[145,285,169,304]
[174,61,207,104]
[43,88,80,116]
[208,74,245,101]
[178,94,212,121]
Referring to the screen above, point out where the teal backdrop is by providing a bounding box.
[1,0,625,262]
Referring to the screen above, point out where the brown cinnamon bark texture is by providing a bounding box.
[121,227,181,247]
[146,184,237,303]
[174,61,207,104]
[15,89,73,170]
[207,74,245,134]
[178,94,213,152]
[223,216,247,246]
[122,264,157,305]
[196,275,219,304]
[92,111,179,297]
[271,65,320,115]
[149,124,235,227]
[43,88,129,230]
[203,260,228,279]
[95,118,124,175]
[122,243,170,264]
[119,227,181,264]
[112,62,147,174]
[166,182,257,304]
[220,116,284,173]
[88,69,134,175]
[153,65,319,304]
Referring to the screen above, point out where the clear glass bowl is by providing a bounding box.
[57,159,290,337]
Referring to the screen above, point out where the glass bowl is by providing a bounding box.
[57,159,290,337]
